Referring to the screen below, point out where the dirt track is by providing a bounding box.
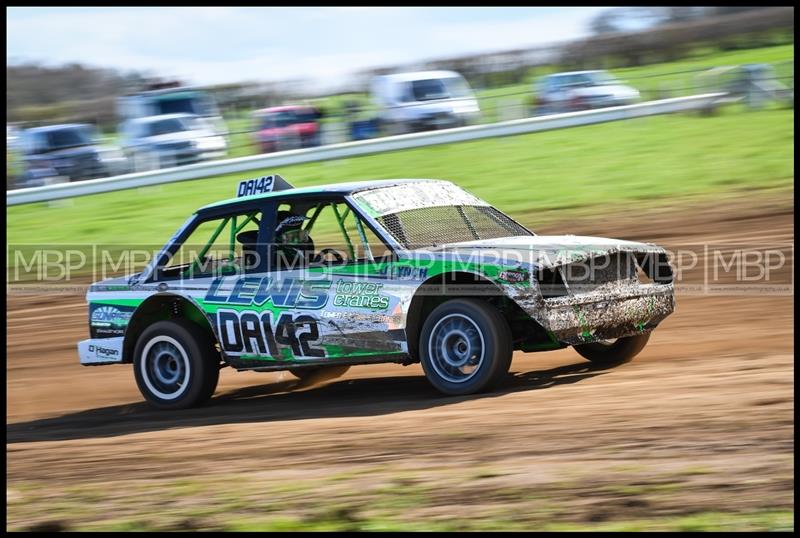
[6,196,794,530]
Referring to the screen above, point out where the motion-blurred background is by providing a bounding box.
[6,6,794,532]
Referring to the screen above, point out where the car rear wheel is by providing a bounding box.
[419,299,512,396]
[573,333,650,365]
[133,319,220,410]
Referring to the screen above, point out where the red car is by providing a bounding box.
[252,105,322,153]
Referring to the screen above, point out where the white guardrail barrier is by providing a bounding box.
[7,93,725,206]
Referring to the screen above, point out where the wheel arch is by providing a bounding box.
[405,271,513,362]
[122,293,220,363]
[404,270,558,361]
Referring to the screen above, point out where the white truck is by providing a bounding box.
[117,87,228,139]
[370,70,481,135]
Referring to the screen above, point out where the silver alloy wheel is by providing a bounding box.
[140,335,191,400]
[428,313,485,384]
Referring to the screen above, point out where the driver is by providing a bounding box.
[273,211,314,269]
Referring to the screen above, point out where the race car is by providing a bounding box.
[79,175,676,409]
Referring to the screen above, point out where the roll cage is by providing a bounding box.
[141,192,399,284]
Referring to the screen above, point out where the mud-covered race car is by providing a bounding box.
[79,175,675,409]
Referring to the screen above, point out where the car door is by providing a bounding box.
[152,206,287,366]
[267,198,409,363]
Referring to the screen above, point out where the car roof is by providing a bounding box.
[377,70,464,83]
[25,123,91,133]
[128,87,205,97]
[253,105,314,115]
[545,70,604,78]
[198,178,444,213]
[131,113,198,124]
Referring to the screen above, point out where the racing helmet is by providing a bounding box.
[274,211,313,268]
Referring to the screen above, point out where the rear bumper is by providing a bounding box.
[539,285,675,345]
[78,337,124,365]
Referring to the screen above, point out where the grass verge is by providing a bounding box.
[7,105,793,248]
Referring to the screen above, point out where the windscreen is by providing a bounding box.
[263,109,318,128]
[586,71,618,85]
[351,182,532,249]
[45,127,91,150]
[442,76,472,98]
[154,92,215,116]
[292,108,318,123]
[410,79,450,101]
[148,117,191,136]
[407,77,472,102]
[156,97,198,115]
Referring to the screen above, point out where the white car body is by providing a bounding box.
[534,70,641,114]
[119,113,227,171]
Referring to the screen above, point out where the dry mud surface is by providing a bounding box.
[6,197,794,530]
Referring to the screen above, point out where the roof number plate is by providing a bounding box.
[237,176,275,197]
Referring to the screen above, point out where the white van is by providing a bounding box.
[117,87,228,139]
[370,70,481,134]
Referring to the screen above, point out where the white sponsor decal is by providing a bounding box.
[78,337,124,365]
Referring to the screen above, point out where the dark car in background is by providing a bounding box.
[18,124,113,187]
[252,105,322,153]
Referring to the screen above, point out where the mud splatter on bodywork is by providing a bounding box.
[480,241,676,345]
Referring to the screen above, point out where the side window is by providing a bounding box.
[343,210,393,262]
[159,210,262,280]
[30,132,45,153]
[21,131,33,155]
[274,200,393,268]
[122,122,134,140]
[302,202,357,265]
[399,82,414,103]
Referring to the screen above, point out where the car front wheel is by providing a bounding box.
[133,319,220,410]
[419,299,513,396]
[573,333,650,365]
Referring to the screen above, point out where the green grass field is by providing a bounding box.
[7,471,793,532]
[7,103,793,247]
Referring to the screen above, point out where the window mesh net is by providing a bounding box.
[378,205,531,249]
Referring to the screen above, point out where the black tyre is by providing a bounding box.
[573,333,651,365]
[419,299,513,396]
[133,319,220,410]
[288,365,350,381]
